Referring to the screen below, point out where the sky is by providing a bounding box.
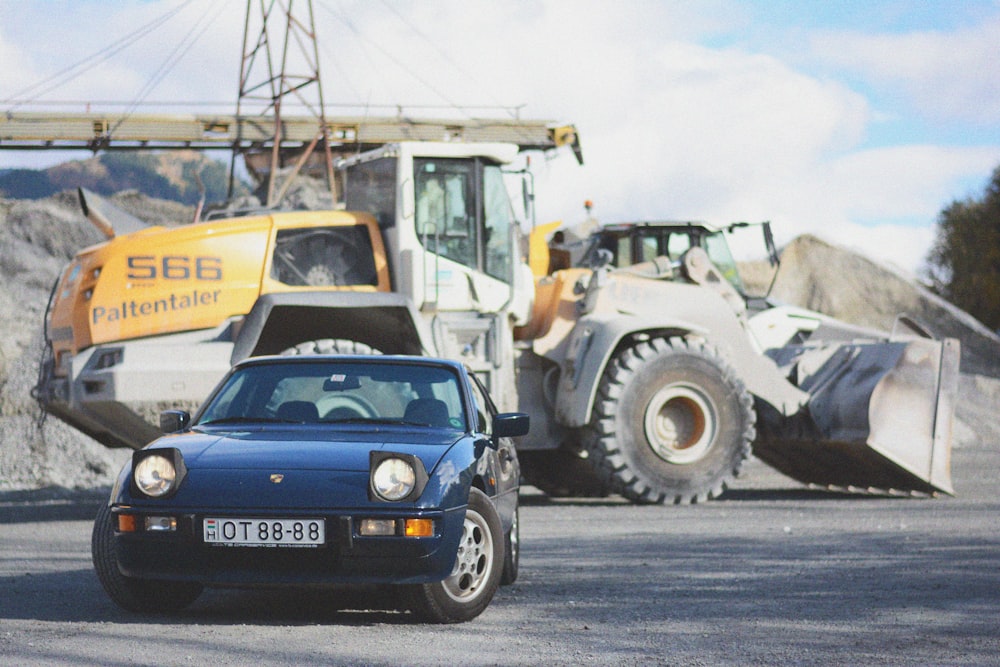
[1,0,999,277]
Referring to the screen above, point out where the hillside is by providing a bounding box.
[0,185,998,492]
[0,150,238,204]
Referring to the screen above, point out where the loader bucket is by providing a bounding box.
[753,336,960,495]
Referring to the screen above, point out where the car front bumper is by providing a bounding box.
[110,505,466,586]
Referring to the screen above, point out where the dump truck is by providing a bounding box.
[33,135,959,504]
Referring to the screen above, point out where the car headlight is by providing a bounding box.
[372,457,416,501]
[134,452,181,498]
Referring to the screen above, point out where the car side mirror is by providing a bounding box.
[492,412,529,439]
[160,410,191,433]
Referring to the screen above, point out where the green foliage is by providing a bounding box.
[923,165,1000,330]
[0,153,241,204]
[180,158,231,204]
[98,153,177,200]
[0,168,58,199]
[101,153,236,205]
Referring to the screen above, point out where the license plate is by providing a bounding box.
[203,517,325,547]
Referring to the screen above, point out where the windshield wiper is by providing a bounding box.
[199,416,285,425]
[320,417,436,427]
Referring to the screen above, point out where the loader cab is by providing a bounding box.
[582,222,747,294]
[340,142,532,325]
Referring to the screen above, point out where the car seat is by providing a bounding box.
[404,398,451,427]
[276,400,319,422]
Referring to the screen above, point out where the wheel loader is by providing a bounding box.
[516,219,958,501]
[34,135,959,504]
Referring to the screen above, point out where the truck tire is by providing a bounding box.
[91,503,203,613]
[407,488,503,623]
[281,338,382,356]
[519,446,612,498]
[586,336,756,504]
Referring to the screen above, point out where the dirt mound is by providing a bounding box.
[0,191,192,492]
[769,235,1000,378]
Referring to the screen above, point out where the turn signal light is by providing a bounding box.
[117,514,138,532]
[404,518,434,537]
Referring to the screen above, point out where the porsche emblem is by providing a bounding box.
[269,474,284,484]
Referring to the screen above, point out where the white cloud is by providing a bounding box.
[2,0,999,279]
[809,17,1000,125]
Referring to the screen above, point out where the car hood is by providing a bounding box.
[153,427,463,474]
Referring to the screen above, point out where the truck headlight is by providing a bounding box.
[132,449,186,498]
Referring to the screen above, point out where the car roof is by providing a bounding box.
[233,354,467,374]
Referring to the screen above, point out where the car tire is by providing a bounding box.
[586,336,756,504]
[407,488,503,623]
[91,503,203,613]
[500,504,519,585]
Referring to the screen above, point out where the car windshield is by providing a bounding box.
[197,360,467,430]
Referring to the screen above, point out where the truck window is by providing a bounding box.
[703,231,745,292]
[270,226,378,287]
[483,164,513,282]
[415,159,477,270]
[667,233,693,260]
[342,157,397,229]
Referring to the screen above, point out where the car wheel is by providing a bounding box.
[408,488,503,623]
[500,504,519,585]
[91,503,203,613]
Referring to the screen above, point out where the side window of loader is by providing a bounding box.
[415,159,476,270]
[270,227,378,287]
[342,157,397,229]
[667,234,693,261]
[703,232,745,292]
[617,236,632,266]
[638,232,668,262]
[483,165,513,282]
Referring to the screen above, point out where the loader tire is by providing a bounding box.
[281,339,382,356]
[519,446,612,498]
[585,336,756,504]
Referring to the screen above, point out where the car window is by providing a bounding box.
[198,361,467,431]
[467,373,495,435]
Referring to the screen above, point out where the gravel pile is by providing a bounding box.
[1,191,996,492]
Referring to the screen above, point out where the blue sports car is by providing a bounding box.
[92,355,527,623]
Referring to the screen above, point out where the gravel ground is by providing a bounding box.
[1,448,998,666]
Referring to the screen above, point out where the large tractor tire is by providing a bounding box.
[585,336,756,504]
[281,338,383,356]
[519,446,612,498]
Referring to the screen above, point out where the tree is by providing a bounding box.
[923,165,1000,331]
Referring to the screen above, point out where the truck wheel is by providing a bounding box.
[91,503,203,613]
[281,338,382,356]
[407,488,503,623]
[519,446,612,498]
[586,337,756,504]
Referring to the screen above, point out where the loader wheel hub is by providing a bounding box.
[643,385,716,465]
